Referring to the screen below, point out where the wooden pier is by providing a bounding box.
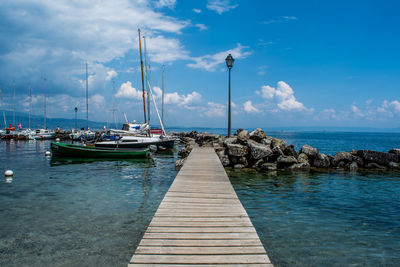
[129,147,272,266]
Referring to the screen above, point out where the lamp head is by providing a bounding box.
[225,54,234,69]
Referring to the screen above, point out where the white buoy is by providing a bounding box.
[5,170,13,177]
[45,151,51,157]
[56,138,60,143]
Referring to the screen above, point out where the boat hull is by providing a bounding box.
[94,139,175,149]
[51,142,150,158]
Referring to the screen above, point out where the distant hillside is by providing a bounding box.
[1,110,114,130]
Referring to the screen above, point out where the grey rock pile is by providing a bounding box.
[173,129,400,172]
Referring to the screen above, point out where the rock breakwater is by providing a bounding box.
[173,129,400,172]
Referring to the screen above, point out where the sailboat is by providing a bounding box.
[0,85,19,139]
[95,29,175,150]
[69,63,96,141]
[30,78,55,140]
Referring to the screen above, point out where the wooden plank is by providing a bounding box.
[146,227,257,233]
[150,216,253,222]
[149,221,253,227]
[142,232,259,239]
[134,246,266,255]
[138,239,264,247]
[130,254,271,264]
[129,264,273,267]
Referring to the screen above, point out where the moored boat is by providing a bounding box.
[95,135,175,149]
[51,142,150,158]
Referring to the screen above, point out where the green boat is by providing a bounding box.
[50,142,150,158]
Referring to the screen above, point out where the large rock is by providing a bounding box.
[349,162,358,171]
[300,145,318,159]
[283,145,298,158]
[298,153,309,163]
[219,155,230,167]
[227,143,249,157]
[313,153,330,168]
[178,145,193,158]
[249,128,266,143]
[237,130,250,143]
[389,161,400,169]
[389,149,400,156]
[365,162,385,169]
[261,137,273,147]
[223,137,237,147]
[357,150,398,166]
[334,151,353,163]
[175,159,185,170]
[271,138,286,150]
[247,140,273,160]
[261,163,277,171]
[233,164,245,169]
[277,155,297,169]
[239,157,249,167]
[288,162,310,171]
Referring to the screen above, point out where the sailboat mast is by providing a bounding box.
[138,29,147,123]
[44,78,46,129]
[28,84,31,129]
[86,62,89,130]
[143,36,150,125]
[112,80,117,128]
[162,65,165,125]
[0,88,6,128]
[13,81,15,126]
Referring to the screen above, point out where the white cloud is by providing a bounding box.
[207,0,238,14]
[155,0,176,9]
[256,81,307,111]
[187,43,251,71]
[204,102,225,117]
[192,8,202,13]
[115,81,142,100]
[163,90,202,107]
[243,100,260,113]
[262,16,298,25]
[195,24,208,31]
[106,70,118,81]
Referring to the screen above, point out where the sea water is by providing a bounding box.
[1,131,400,266]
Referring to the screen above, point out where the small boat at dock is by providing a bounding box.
[50,142,150,158]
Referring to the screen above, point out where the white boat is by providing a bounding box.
[95,135,175,149]
[69,129,96,141]
[30,129,55,140]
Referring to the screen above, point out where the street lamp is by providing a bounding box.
[74,107,78,131]
[225,54,234,137]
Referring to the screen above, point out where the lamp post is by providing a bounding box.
[74,107,78,131]
[225,54,234,137]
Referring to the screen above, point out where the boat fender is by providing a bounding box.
[5,170,13,176]
[45,151,51,157]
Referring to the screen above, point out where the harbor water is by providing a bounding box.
[1,131,400,266]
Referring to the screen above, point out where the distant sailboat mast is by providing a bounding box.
[143,35,151,125]
[0,87,6,128]
[112,80,117,129]
[28,84,32,129]
[86,62,89,130]
[13,81,15,126]
[44,78,47,129]
[138,29,147,123]
[162,65,165,125]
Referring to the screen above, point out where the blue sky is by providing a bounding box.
[0,0,399,129]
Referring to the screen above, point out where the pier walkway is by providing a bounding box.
[129,147,272,266]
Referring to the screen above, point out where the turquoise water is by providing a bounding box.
[1,131,400,266]
[228,169,400,266]
[0,140,178,266]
